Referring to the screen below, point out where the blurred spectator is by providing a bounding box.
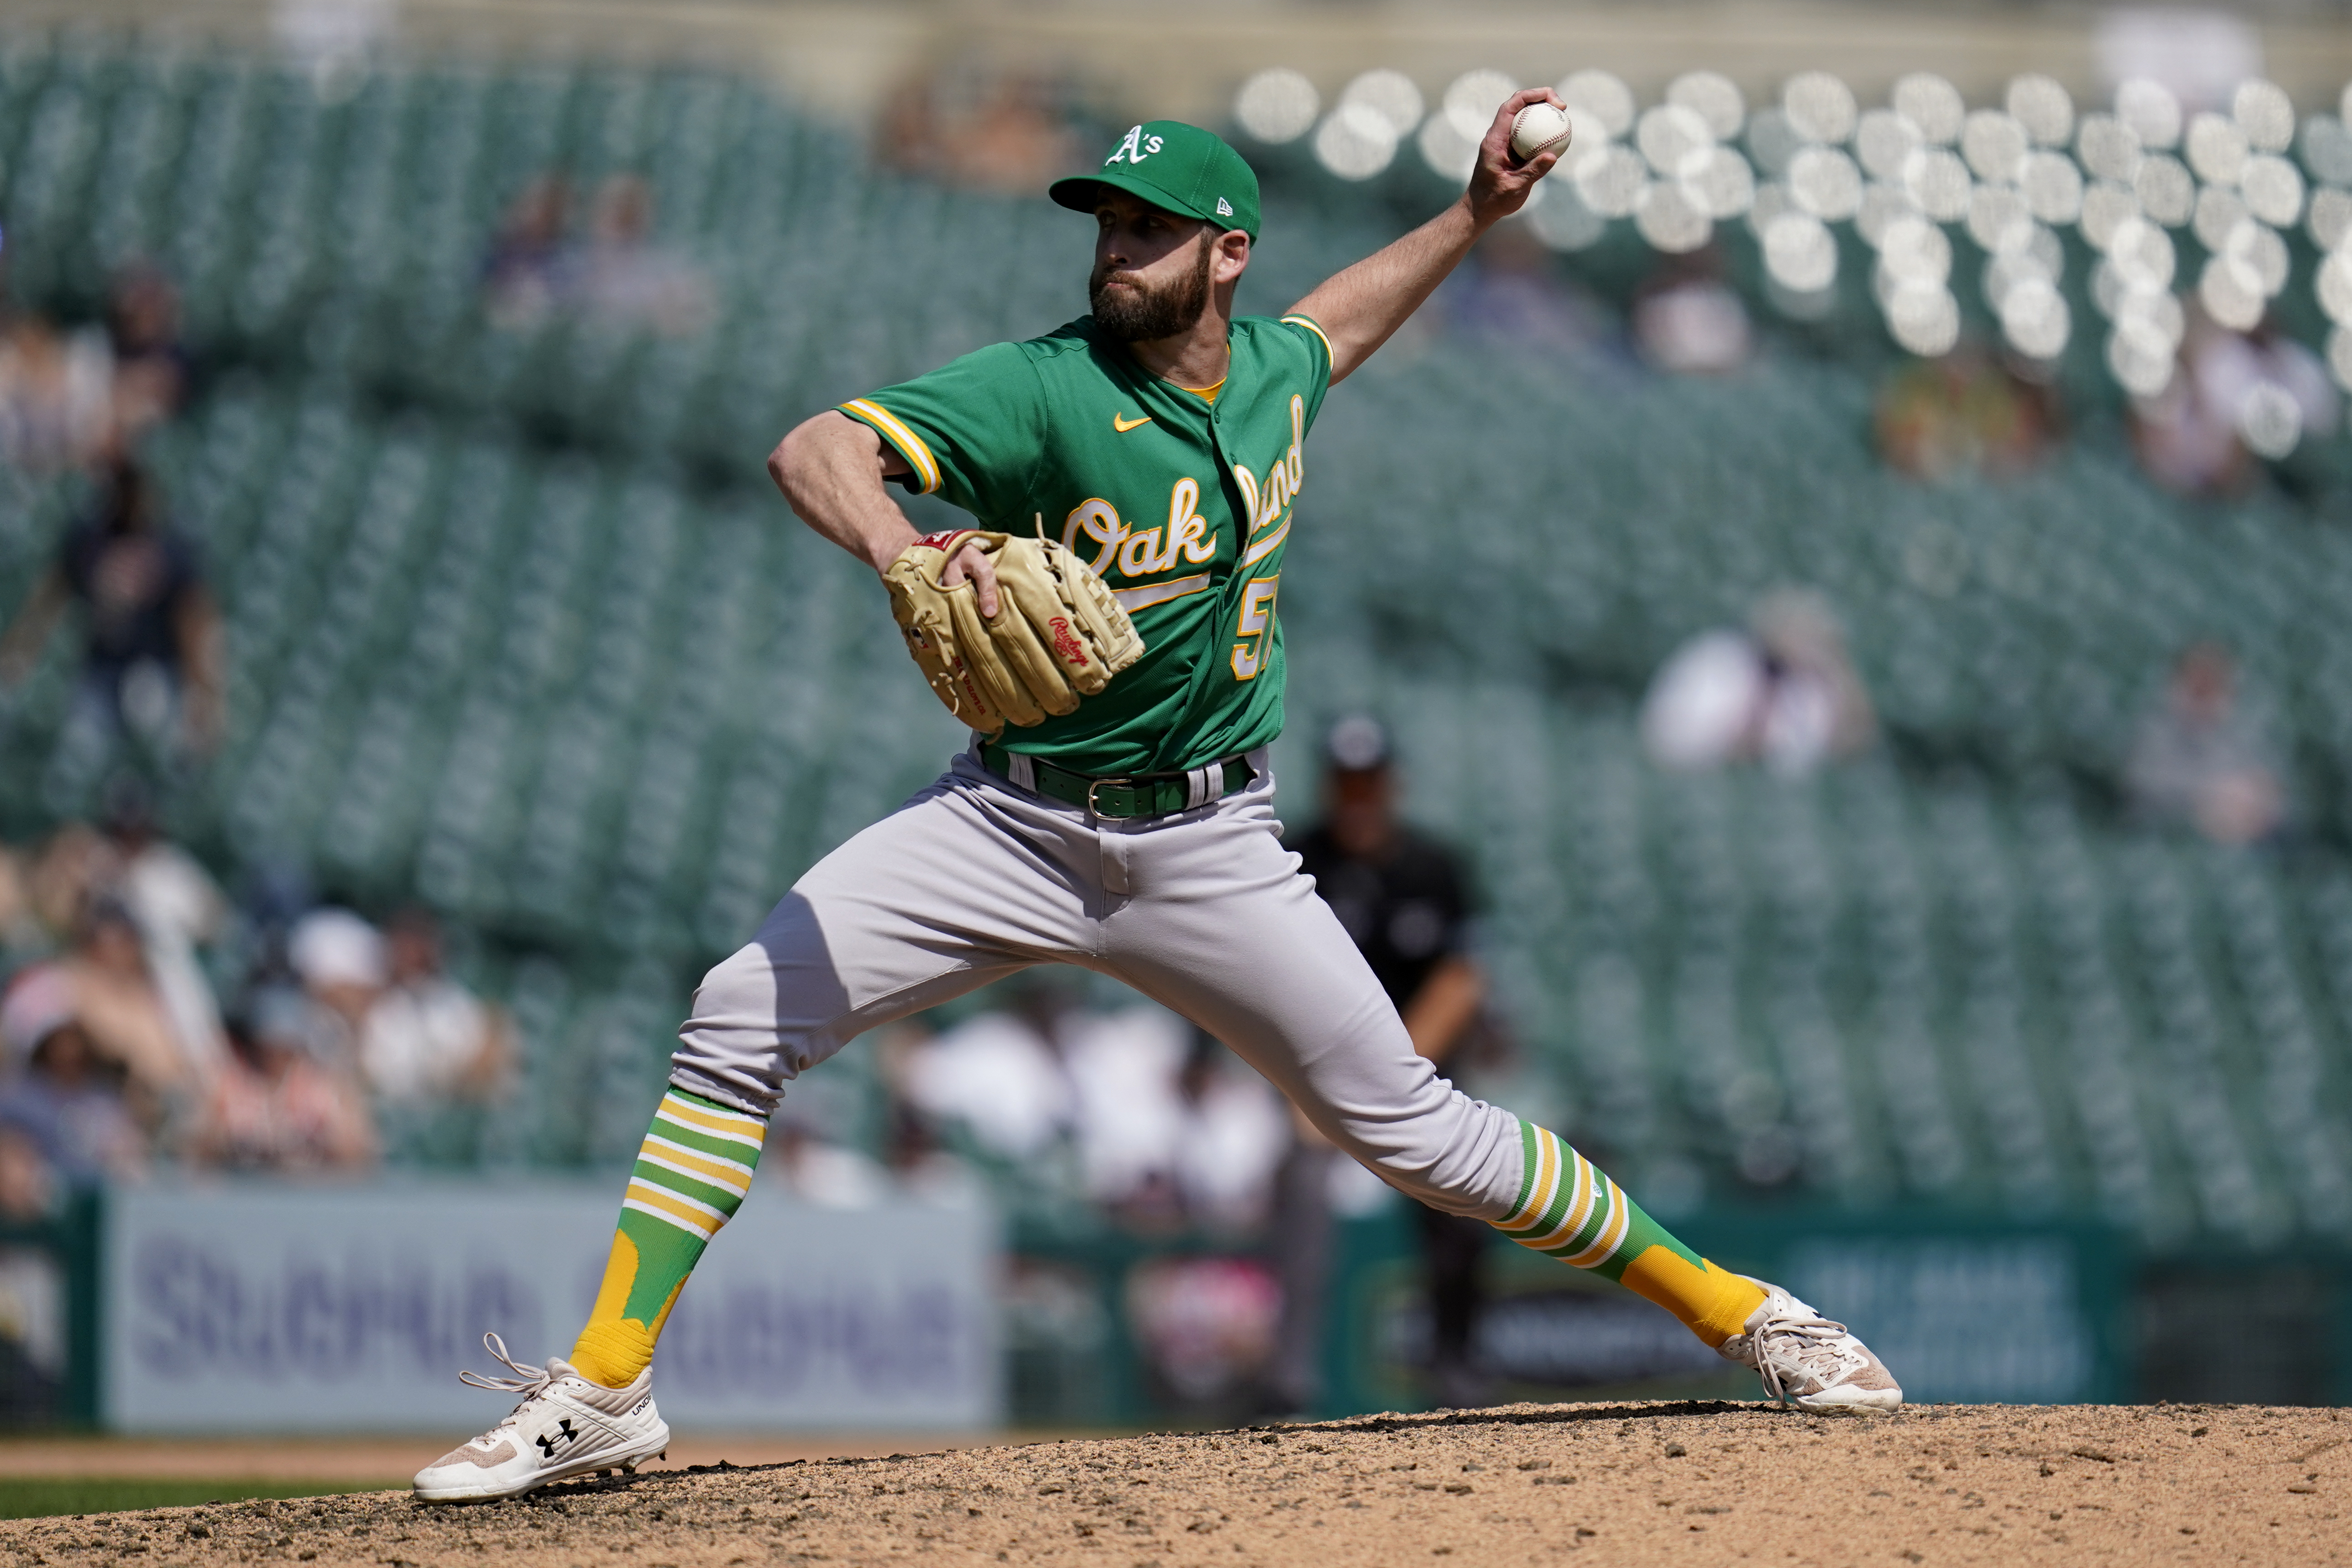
[58,902,203,1127]
[288,906,388,1069]
[1286,716,1491,1410]
[0,458,224,760]
[102,781,230,1081]
[483,174,572,330]
[0,966,146,1210]
[2132,309,2339,496]
[571,175,711,337]
[1124,1254,1282,1421]
[103,262,193,441]
[2127,643,2284,846]
[897,975,1079,1169]
[0,274,112,473]
[1447,224,1602,356]
[1632,248,1751,375]
[880,74,1081,194]
[360,907,511,1106]
[1876,346,2055,480]
[189,990,375,1172]
[1642,590,1875,776]
[769,1113,896,1209]
[1168,1032,1288,1233]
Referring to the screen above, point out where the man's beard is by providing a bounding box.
[1090,234,1213,342]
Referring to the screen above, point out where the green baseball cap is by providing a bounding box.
[1049,120,1261,240]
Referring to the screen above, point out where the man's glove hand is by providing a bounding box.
[883,529,1145,735]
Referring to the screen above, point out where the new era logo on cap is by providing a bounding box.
[1217,197,1233,216]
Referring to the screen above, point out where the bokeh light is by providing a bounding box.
[1234,68,1320,144]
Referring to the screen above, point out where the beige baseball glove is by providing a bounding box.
[883,528,1145,735]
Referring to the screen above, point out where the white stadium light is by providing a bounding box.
[2239,155,2305,228]
[1892,73,1966,145]
[1528,181,1608,250]
[2223,219,2289,298]
[1234,69,1320,145]
[1339,69,1425,136]
[2076,114,2143,183]
[1857,181,1924,245]
[2018,149,2083,224]
[1314,101,1401,180]
[2320,249,2352,324]
[1745,106,1803,177]
[1763,210,1839,292]
[1683,145,1757,218]
[2185,112,2250,186]
[2000,276,2071,360]
[1443,69,1517,137]
[2108,318,2177,397]
[2194,184,2251,252]
[1557,68,1635,140]
[2116,78,2183,150]
[1783,72,1858,144]
[1885,282,1960,356]
[1856,109,1924,181]
[1634,178,1713,252]
[2232,80,2296,155]
[1900,146,1973,222]
[1417,110,1482,182]
[1962,110,2030,184]
[1967,184,2033,252]
[1668,71,1747,141]
[2007,74,2075,147]
[2199,253,2265,331]
[1576,144,1649,218]
[2105,217,2177,296]
[2327,324,2352,393]
[2238,381,2303,458]
[2079,180,2143,250]
[1639,102,1717,178]
[1788,144,1862,220]
[2310,188,2352,252]
[2135,154,2196,226]
[2302,115,2352,187]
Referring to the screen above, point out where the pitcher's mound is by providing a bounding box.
[8,1401,2343,1566]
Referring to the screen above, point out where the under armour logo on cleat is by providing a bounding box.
[535,1418,577,1458]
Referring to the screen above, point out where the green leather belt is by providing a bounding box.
[979,742,1254,820]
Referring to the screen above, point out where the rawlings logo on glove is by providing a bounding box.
[883,530,1145,735]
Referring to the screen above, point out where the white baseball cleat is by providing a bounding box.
[412,1333,670,1503]
[1717,1281,1903,1413]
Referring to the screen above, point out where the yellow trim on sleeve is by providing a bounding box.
[840,398,941,494]
[1280,314,1336,370]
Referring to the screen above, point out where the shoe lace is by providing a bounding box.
[1752,1313,1857,1403]
[458,1332,557,1426]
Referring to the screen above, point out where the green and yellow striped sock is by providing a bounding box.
[569,1089,767,1389]
[1491,1119,1766,1349]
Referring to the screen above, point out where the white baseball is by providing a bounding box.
[1510,101,1574,163]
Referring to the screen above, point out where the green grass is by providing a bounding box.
[0,1478,401,1520]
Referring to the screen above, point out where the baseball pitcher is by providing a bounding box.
[415,90,1897,1503]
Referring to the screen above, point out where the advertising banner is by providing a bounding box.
[103,1180,999,1433]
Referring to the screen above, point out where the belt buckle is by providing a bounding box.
[1085,776,1135,819]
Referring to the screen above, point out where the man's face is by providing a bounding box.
[1089,191,1216,342]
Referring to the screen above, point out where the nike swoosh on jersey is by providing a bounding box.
[1112,413,1153,432]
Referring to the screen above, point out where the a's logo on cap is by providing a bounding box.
[1106,125,1164,166]
[1217,197,1234,216]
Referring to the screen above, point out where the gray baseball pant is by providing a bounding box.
[670,746,1527,1219]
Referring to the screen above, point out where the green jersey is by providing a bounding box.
[841,312,1333,776]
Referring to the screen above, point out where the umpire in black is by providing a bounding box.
[1276,714,1493,1409]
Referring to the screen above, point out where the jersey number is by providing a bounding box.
[1230,575,1278,681]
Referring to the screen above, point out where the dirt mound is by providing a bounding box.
[4,1402,2341,1567]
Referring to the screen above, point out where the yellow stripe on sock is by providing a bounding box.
[1520,1148,1599,1253]
[1497,1131,1560,1233]
[624,1182,725,1236]
[655,1101,766,1151]
[1562,1175,1634,1268]
[639,1143,755,1195]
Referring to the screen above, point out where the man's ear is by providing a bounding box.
[1214,230,1251,284]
